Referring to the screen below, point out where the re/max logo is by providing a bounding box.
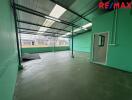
[98,1,132,9]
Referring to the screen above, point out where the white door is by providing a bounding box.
[93,32,108,64]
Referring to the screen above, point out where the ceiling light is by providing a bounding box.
[62,23,92,37]
[61,34,67,37]
[45,16,61,22]
[72,23,92,33]
[82,23,92,29]
[66,32,72,35]
[73,28,82,32]
[61,32,72,37]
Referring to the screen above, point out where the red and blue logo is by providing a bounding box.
[98,0,132,10]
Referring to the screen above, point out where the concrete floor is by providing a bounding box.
[15,51,132,100]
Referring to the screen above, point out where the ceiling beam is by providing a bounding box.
[50,0,91,22]
[13,3,81,28]
[17,27,64,36]
[17,20,71,33]
[58,5,97,34]
[72,6,98,24]
[66,28,92,38]
[19,31,60,37]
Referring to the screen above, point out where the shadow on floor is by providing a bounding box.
[22,53,41,62]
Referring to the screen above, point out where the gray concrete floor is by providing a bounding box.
[15,51,132,100]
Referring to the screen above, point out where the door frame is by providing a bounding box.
[91,32,109,65]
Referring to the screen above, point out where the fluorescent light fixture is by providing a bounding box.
[72,23,92,33]
[62,23,92,37]
[38,4,66,33]
[61,34,67,37]
[66,32,72,35]
[82,23,92,29]
[45,16,61,22]
[61,32,72,37]
[73,28,82,32]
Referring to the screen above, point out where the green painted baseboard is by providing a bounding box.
[21,46,70,54]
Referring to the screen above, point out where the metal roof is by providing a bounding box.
[14,0,106,37]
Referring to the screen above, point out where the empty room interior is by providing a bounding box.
[1,0,132,100]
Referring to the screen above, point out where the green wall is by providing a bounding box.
[22,46,70,54]
[91,9,132,72]
[0,0,19,100]
[71,32,92,52]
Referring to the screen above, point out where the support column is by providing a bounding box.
[71,26,74,58]
[12,1,23,70]
[53,35,55,52]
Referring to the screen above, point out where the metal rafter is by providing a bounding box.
[57,5,97,35]
[17,20,70,33]
[17,27,64,36]
[13,3,81,28]
[19,31,60,37]
[71,6,98,23]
